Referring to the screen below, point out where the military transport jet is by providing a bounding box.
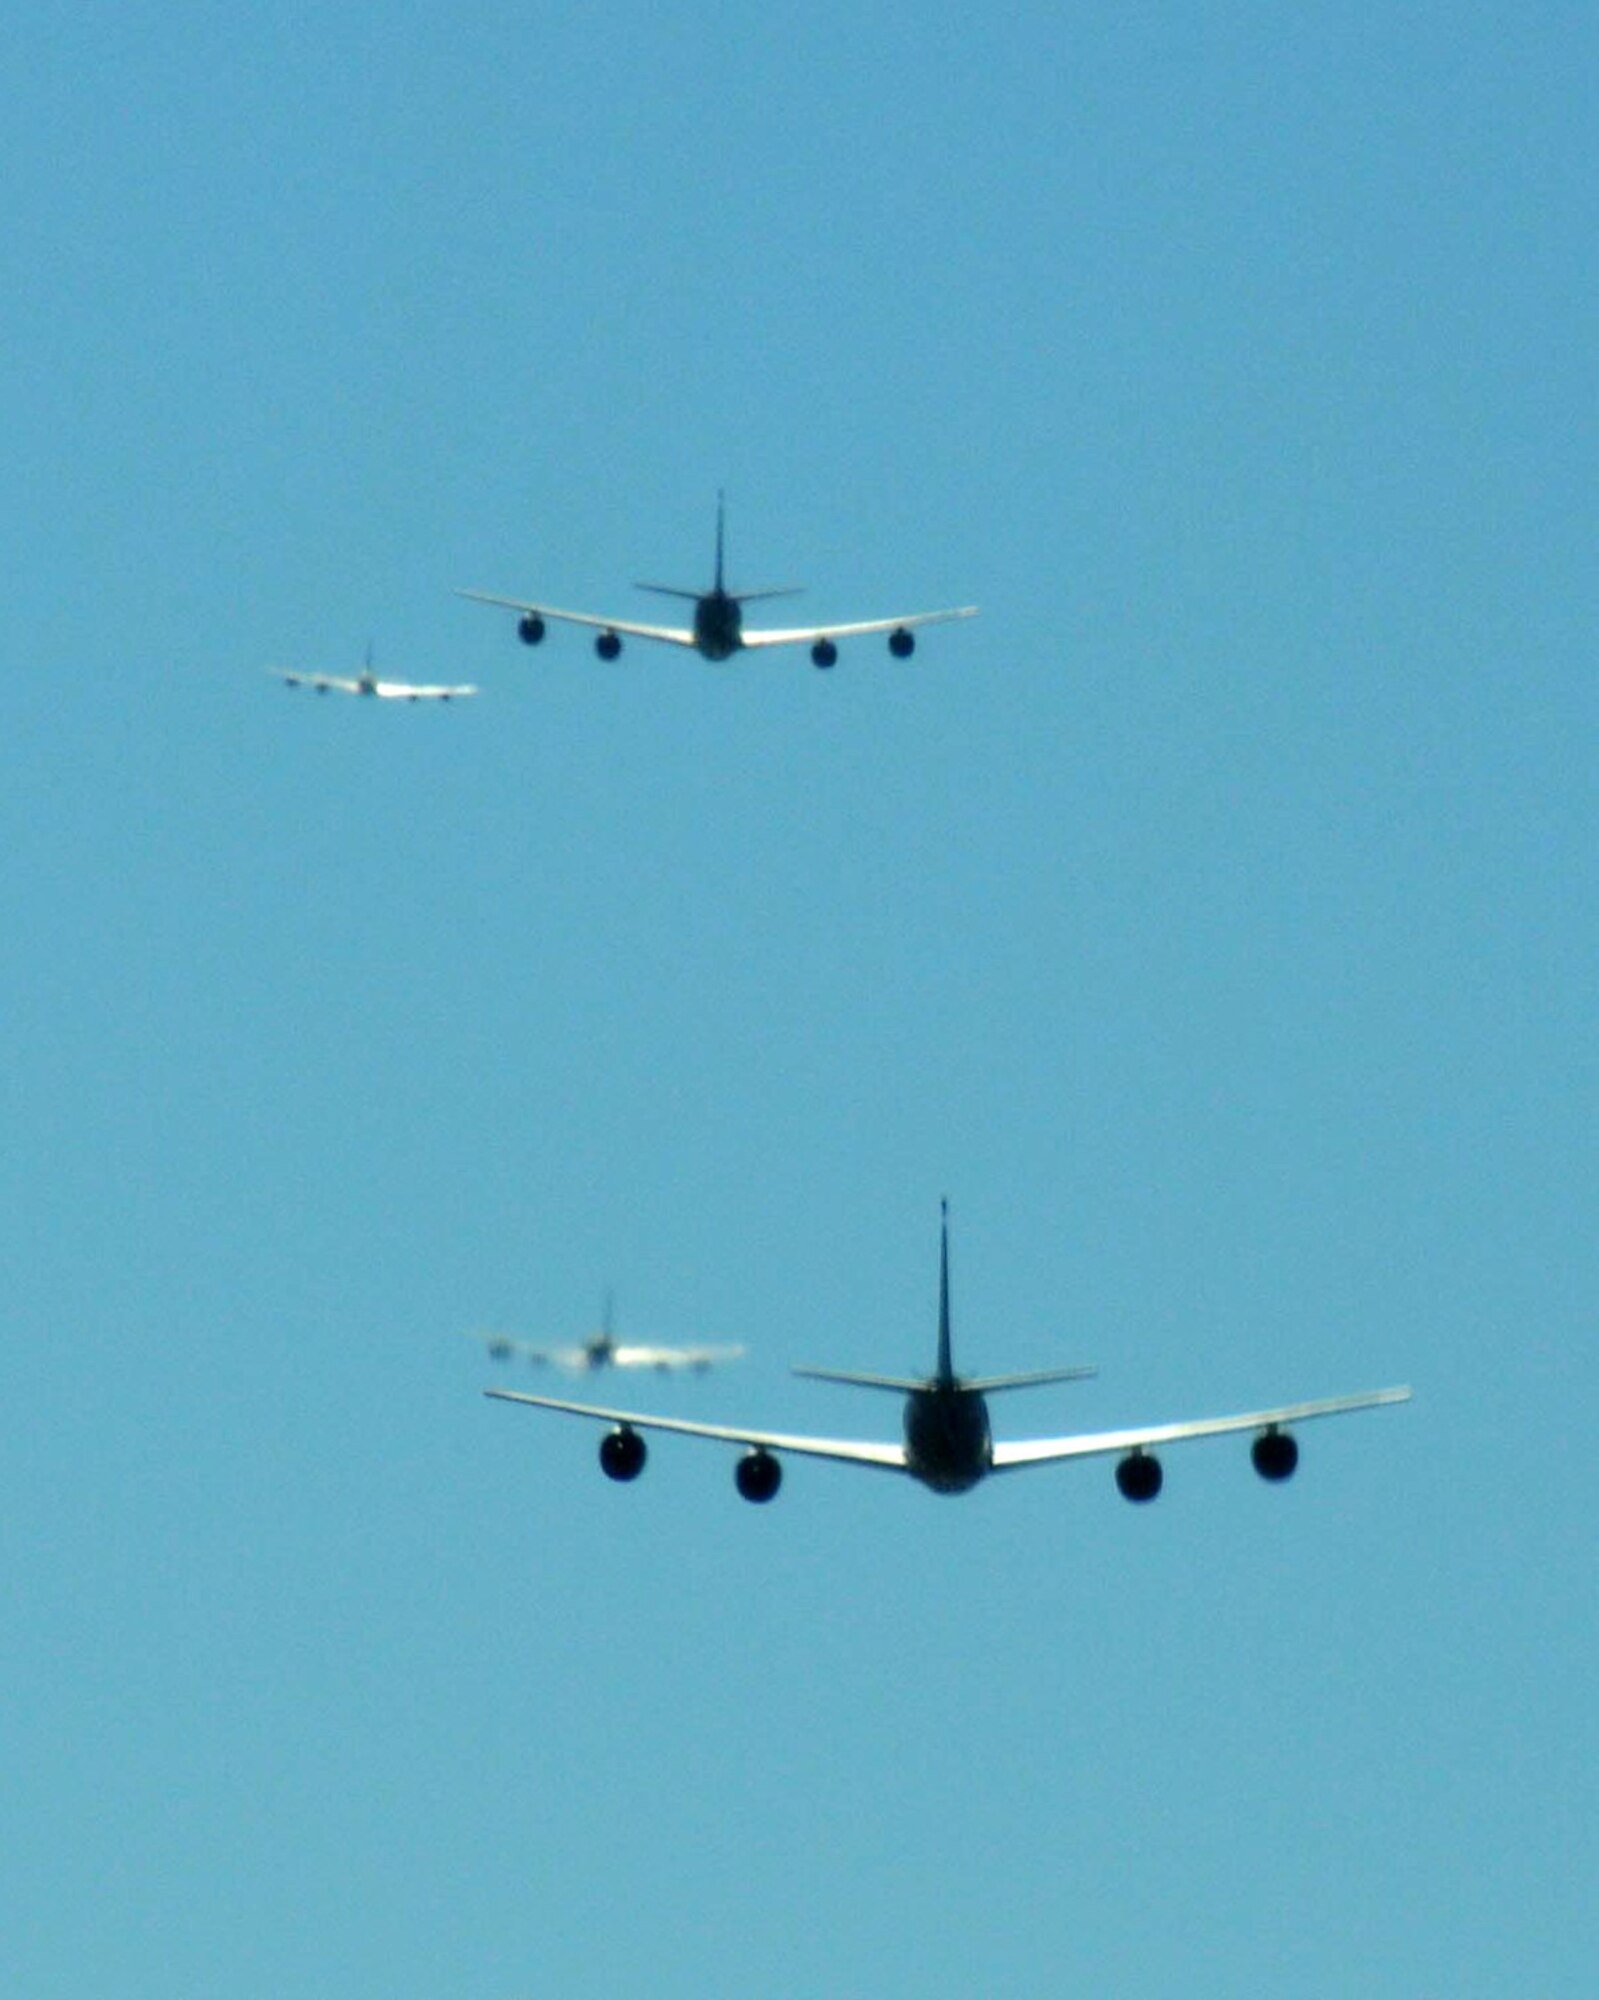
[474,1295,744,1376]
[486,1205,1410,1503]
[274,649,476,701]
[457,497,976,668]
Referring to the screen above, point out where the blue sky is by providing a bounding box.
[2,3,1594,1993]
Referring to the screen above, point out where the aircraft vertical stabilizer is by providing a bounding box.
[936,1199,954,1386]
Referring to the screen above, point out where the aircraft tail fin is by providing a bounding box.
[635,496,802,604]
[936,1199,954,1386]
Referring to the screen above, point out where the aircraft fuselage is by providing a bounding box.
[692,590,745,662]
[903,1384,993,1493]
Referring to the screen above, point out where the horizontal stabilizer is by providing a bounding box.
[961,1365,1099,1393]
[792,1365,932,1393]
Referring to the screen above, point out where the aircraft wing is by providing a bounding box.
[277,671,365,694]
[455,590,696,648]
[989,1386,1412,1472]
[610,1342,748,1372]
[739,605,979,649]
[471,1334,589,1368]
[368,678,477,701]
[485,1386,909,1471]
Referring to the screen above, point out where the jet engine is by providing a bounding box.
[811,639,838,669]
[595,630,622,660]
[599,1425,646,1481]
[1251,1428,1299,1482]
[1115,1450,1163,1503]
[518,614,546,645]
[734,1448,782,1503]
[888,627,915,658]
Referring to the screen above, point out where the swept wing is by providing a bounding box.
[486,1380,1408,1480]
[740,605,979,649]
[609,1342,747,1372]
[453,590,696,648]
[484,1386,907,1471]
[990,1385,1412,1471]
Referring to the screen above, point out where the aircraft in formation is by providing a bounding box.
[270,505,975,695]
[271,513,1407,1505]
[472,1295,744,1376]
[486,1206,1410,1503]
[274,649,477,702]
[457,495,978,668]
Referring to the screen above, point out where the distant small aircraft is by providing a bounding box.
[473,1296,744,1376]
[458,496,977,668]
[486,1205,1411,1503]
[274,648,477,702]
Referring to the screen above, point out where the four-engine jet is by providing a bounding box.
[274,649,477,702]
[474,1295,744,1376]
[457,497,977,668]
[486,1205,1410,1503]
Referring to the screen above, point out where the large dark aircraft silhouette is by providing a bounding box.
[458,497,976,669]
[487,1206,1410,1503]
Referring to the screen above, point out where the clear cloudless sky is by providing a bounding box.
[2,3,1593,1994]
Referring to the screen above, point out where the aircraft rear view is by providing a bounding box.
[484,1205,1410,1504]
[272,642,477,703]
[457,497,978,668]
[470,1293,744,1377]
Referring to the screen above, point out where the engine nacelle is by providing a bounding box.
[888,627,915,659]
[1251,1428,1299,1482]
[599,1425,646,1482]
[518,614,546,646]
[1116,1450,1163,1503]
[595,630,622,661]
[811,638,838,669]
[735,1448,782,1503]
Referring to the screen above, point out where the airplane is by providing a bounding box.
[457,496,977,669]
[274,647,477,702]
[474,1294,745,1376]
[485,1204,1411,1503]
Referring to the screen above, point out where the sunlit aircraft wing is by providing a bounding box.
[455,590,696,648]
[740,606,979,649]
[485,1386,908,1470]
[610,1342,747,1371]
[368,678,477,700]
[989,1386,1412,1471]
